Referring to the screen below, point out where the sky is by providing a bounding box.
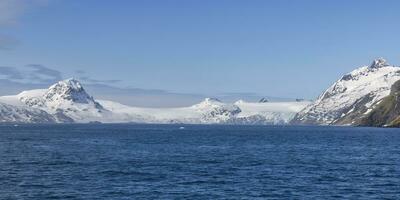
[0,0,400,106]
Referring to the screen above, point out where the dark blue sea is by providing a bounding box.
[1,124,400,199]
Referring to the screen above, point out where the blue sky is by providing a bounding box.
[0,0,400,102]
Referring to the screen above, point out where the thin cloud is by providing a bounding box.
[0,64,62,84]
[0,66,24,80]
[74,70,121,85]
[79,76,121,84]
[25,64,63,83]
[0,64,121,85]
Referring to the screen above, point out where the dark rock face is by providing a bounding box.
[333,94,374,125]
[369,58,389,69]
[357,80,400,127]
[259,98,269,103]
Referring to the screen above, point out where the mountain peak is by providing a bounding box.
[58,78,84,91]
[369,58,389,69]
[203,98,222,103]
[259,97,269,103]
[44,78,94,104]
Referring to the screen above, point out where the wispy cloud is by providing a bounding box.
[74,70,122,85]
[26,64,63,83]
[0,64,120,85]
[0,64,63,84]
[79,76,122,84]
[0,66,24,80]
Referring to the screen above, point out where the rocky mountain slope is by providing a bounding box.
[356,80,400,127]
[291,58,400,125]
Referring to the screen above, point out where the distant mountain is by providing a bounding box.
[0,79,310,124]
[16,78,109,123]
[292,58,400,125]
[191,98,242,123]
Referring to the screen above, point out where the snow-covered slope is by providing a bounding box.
[0,102,56,123]
[292,58,400,125]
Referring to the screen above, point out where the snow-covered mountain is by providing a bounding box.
[292,58,400,125]
[0,79,310,124]
[2,78,110,123]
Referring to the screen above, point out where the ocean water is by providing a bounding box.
[0,124,399,199]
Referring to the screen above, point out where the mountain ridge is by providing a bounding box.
[291,58,400,126]
[0,79,310,124]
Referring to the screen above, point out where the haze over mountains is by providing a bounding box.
[1,58,400,127]
[0,79,309,124]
